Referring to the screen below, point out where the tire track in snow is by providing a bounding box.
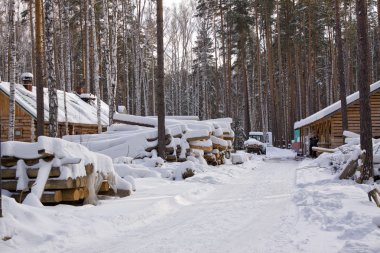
[69,160,300,253]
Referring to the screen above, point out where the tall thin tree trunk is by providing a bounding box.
[90,0,102,133]
[29,0,35,86]
[85,0,90,93]
[101,0,110,119]
[8,0,16,141]
[157,0,166,158]
[45,0,58,137]
[335,0,348,131]
[109,0,118,125]
[356,0,373,181]
[265,9,276,144]
[35,0,45,137]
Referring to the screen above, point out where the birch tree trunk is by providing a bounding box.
[109,0,119,125]
[29,0,35,86]
[63,2,72,93]
[90,0,102,133]
[45,0,58,137]
[8,0,16,141]
[101,0,110,116]
[58,0,68,135]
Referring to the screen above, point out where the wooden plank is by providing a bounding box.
[11,191,62,204]
[28,178,75,190]
[0,156,19,167]
[339,159,359,180]
[2,180,23,191]
[190,145,213,152]
[1,168,17,179]
[186,135,210,142]
[26,167,61,178]
[113,119,155,128]
[312,147,336,154]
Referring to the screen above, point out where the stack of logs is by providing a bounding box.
[0,151,116,205]
[144,132,234,166]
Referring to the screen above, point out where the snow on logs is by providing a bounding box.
[107,114,234,165]
[314,131,380,183]
[1,136,132,206]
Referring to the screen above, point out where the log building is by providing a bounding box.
[0,81,109,142]
[294,81,380,155]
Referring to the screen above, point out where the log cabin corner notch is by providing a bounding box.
[294,80,380,155]
[0,81,109,142]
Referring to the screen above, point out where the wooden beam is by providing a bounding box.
[27,167,61,178]
[186,135,210,142]
[339,158,359,180]
[11,191,62,203]
[190,145,213,152]
[1,168,17,179]
[61,189,81,201]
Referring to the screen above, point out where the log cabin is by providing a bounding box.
[0,81,109,142]
[294,80,380,155]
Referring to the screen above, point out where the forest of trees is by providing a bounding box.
[1,0,380,147]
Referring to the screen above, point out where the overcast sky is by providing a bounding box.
[164,0,184,7]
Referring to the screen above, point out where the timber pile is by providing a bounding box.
[1,136,131,205]
[114,115,235,166]
[312,131,380,208]
[1,154,91,204]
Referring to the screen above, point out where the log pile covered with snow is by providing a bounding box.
[312,131,380,182]
[1,137,132,206]
[64,115,235,166]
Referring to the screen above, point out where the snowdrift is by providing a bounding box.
[311,131,380,181]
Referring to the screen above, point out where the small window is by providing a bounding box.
[15,129,22,137]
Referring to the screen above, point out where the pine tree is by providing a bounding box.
[335,0,348,131]
[7,0,16,141]
[356,0,373,181]
[35,0,45,137]
[157,0,166,158]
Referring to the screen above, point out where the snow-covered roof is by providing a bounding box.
[20,72,33,80]
[0,82,109,125]
[294,80,380,129]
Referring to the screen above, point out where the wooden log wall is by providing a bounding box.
[298,90,380,153]
[0,91,35,142]
[1,91,106,142]
[331,91,380,148]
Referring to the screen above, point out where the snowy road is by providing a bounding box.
[72,159,300,253]
[3,151,380,253]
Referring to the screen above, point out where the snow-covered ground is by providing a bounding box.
[1,147,379,253]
